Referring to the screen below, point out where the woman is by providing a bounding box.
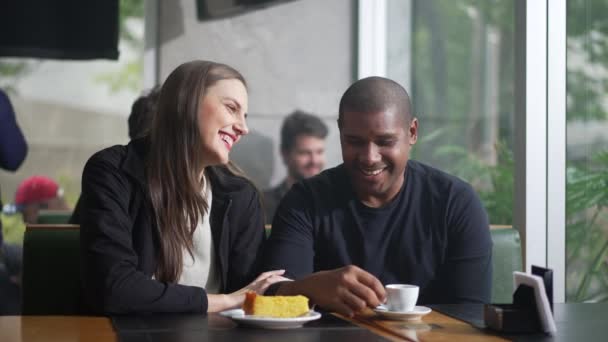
[79,61,283,314]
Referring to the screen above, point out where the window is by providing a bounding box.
[387,0,515,225]
[566,0,608,302]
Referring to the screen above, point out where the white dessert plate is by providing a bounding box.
[220,309,321,329]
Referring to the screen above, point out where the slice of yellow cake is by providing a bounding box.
[243,291,309,318]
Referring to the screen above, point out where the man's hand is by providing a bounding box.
[277,265,386,317]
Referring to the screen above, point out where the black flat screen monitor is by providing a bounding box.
[196,0,297,20]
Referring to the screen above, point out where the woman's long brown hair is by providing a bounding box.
[147,60,246,283]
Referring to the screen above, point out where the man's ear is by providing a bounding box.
[280,148,289,166]
[408,117,419,145]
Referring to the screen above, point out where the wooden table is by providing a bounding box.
[0,315,116,342]
[340,308,507,341]
[0,310,499,342]
[1,303,606,341]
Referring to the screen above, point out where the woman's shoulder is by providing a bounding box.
[86,139,147,172]
[82,146,129,183]
[207,165,258,196]
[86,144,128,168]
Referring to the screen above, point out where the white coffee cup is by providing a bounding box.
[385,284,419,312]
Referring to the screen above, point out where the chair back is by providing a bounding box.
[36,210,73,224]
[22,224,81,315]
[490,225,523,303]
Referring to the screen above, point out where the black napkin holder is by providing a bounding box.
[484,285,541,333]
[484,266,554,334]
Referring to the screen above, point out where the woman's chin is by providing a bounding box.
[202,152,230,167]
[215,154,231,166]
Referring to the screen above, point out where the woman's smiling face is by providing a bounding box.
[198,78,249,167]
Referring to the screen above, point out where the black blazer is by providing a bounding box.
[79,139,265,314]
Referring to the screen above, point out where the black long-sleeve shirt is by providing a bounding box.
[263,160,493,304]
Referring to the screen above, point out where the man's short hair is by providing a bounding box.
[338,76,412,128]
[128,86,161,140]
[280,110,328,152]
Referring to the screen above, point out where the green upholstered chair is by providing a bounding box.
[490,226,523,303]
[21,224,81,315]
[36,210,73,224]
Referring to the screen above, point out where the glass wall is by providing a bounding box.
[566,0,608,302]
[0,0,145,243]
[387,0,515,225]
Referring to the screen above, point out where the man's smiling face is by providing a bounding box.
[339,108,417,206]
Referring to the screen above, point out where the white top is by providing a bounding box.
[177,174,222,293]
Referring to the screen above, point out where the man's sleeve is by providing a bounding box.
[261,189,277,225]
[261,183,315,280]
[0,90,28,171]
[429,184,493,304]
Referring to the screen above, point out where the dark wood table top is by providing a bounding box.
[1,303,606,342]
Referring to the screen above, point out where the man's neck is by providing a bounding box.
[355,171,406,208]
[357,191,400,208]
[284,175,298,190]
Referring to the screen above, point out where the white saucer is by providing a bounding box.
[373,305,432,321]
[219,309,321,329]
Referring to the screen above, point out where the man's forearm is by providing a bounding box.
[267,266,386,317]
[275,280,301,296]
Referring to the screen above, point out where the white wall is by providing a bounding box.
[156,0,355,188]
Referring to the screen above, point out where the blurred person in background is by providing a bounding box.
[263,110,328,224]
[127,86,161,140]
[13,175,70,224]
[0,174,70,309]
[0,88,28,314]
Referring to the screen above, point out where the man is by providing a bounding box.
[0,88,28,315]
[127,86,161,140]
[263,110,328,224]
[14,175,70,224]
[263,77,492,316]
[0,88,28,241]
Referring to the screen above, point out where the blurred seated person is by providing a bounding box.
[0,88,28,314]
[263,110,328,224]
[14,175,69,224]
[127,86,161,140]
[79,60,285,315]
[69,87,161,225]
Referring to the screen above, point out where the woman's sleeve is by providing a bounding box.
[225,184,266,293]
[80,151,207,314]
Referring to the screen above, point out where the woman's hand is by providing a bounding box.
[232,269,290,296]
[207,270,290,312]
